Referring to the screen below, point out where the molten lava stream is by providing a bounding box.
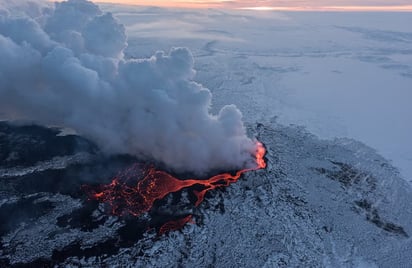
[158,215,194,235]
[85,141,266,231]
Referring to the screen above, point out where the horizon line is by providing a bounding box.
[85,1,412,12]
[46,1,412,12]
[238,5,412,12]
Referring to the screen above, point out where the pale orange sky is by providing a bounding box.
[51,0,412,11]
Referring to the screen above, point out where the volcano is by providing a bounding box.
[1,122,411,267]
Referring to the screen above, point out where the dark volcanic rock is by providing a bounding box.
[0,122,98,169]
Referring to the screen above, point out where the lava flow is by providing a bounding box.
[158,215,194,235]
[85,141,266,230]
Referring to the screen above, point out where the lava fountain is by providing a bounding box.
[85,141,266,233]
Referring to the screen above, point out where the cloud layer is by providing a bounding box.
[0,0,256,174]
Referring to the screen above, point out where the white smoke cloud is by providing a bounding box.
[0,0,256,174]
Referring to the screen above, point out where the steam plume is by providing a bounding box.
[0,0,255,174]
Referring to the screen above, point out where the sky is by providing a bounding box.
[79,0,412,11]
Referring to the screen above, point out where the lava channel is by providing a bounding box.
[159,215,194,235]
[84,141,266,233]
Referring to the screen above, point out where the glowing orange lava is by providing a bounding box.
[159,215,194,235]
[85,141,266,230]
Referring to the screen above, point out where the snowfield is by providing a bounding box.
[106,6,412,183]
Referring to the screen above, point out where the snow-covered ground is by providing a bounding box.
[103,5,412,183]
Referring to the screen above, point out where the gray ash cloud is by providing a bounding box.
[0,0,255,174]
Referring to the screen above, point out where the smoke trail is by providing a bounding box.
[0,0,255,174]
